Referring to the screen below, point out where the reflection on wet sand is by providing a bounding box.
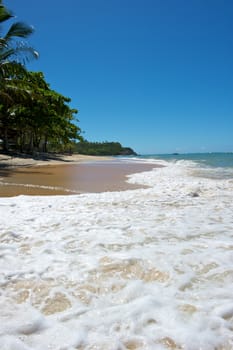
[0,162,158,197]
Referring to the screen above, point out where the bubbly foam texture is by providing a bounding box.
[0,160,233,349]
[0,180,78,193]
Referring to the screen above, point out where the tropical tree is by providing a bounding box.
[0,0,38,151]
[7,71,83,153]
[0,1,82,154]
[0,0,38,71]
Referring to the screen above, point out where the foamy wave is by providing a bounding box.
[0,161,233,349]
[0,181,78,193]
[118,156,169,166]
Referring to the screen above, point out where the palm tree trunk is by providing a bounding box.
[2,124,9,153]
[29,132,34,154]
[43,134,48,153]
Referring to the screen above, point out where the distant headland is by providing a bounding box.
[73,141,137,156]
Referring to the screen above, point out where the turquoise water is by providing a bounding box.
[139,152,233,168]
[135,152,233,179]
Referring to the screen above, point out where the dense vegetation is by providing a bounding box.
[0,1,136,157]
[74,141,137,156]
[0,1,82,154]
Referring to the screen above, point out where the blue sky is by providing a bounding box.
[6,0,233,154]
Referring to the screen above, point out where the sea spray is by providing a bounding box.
[0,159,233,349]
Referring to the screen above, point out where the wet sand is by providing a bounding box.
[0,161,159,197]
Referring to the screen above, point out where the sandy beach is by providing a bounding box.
[0,153,112,167]
[0,153,158,196]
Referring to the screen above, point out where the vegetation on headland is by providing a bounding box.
[0,1,136,157]
[74,141,137,156]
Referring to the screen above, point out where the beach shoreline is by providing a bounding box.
[0,154,233,348]
[0,153,113,168]
[0,153,160,197]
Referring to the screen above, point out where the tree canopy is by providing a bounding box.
[0,1,135,157]
[0,0,83,154]
[74,141,137,156]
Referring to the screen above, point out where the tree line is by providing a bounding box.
[74,141,137,156]
[0,0,82,154]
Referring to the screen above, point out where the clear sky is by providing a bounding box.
[6,0,233,154]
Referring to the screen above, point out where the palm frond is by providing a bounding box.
[0,38,8,49]
[5,22,34,40]
[0,4,13,24]
[0,48,15,61]
[13,44,39,63]
[0,44,38,66]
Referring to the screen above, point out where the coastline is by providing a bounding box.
[0,155,233,348]
[0,153,159,197]
[0,153,113,168]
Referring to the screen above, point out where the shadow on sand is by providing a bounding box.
[0,152,73,178]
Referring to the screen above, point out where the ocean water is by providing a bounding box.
[126,152,233,179]
[0,153,233,349]
[138,152,233,168]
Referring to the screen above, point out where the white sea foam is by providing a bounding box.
[0,181,78,193]
[0,160,233,349]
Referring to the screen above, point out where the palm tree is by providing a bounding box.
[0,0,38,152]
[0,0,38,66]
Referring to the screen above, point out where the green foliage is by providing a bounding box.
[0,1,134,157]
[0,1,38,65]
[0,71,83,153]
[0,1,82,154]
[74,141,137,156]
